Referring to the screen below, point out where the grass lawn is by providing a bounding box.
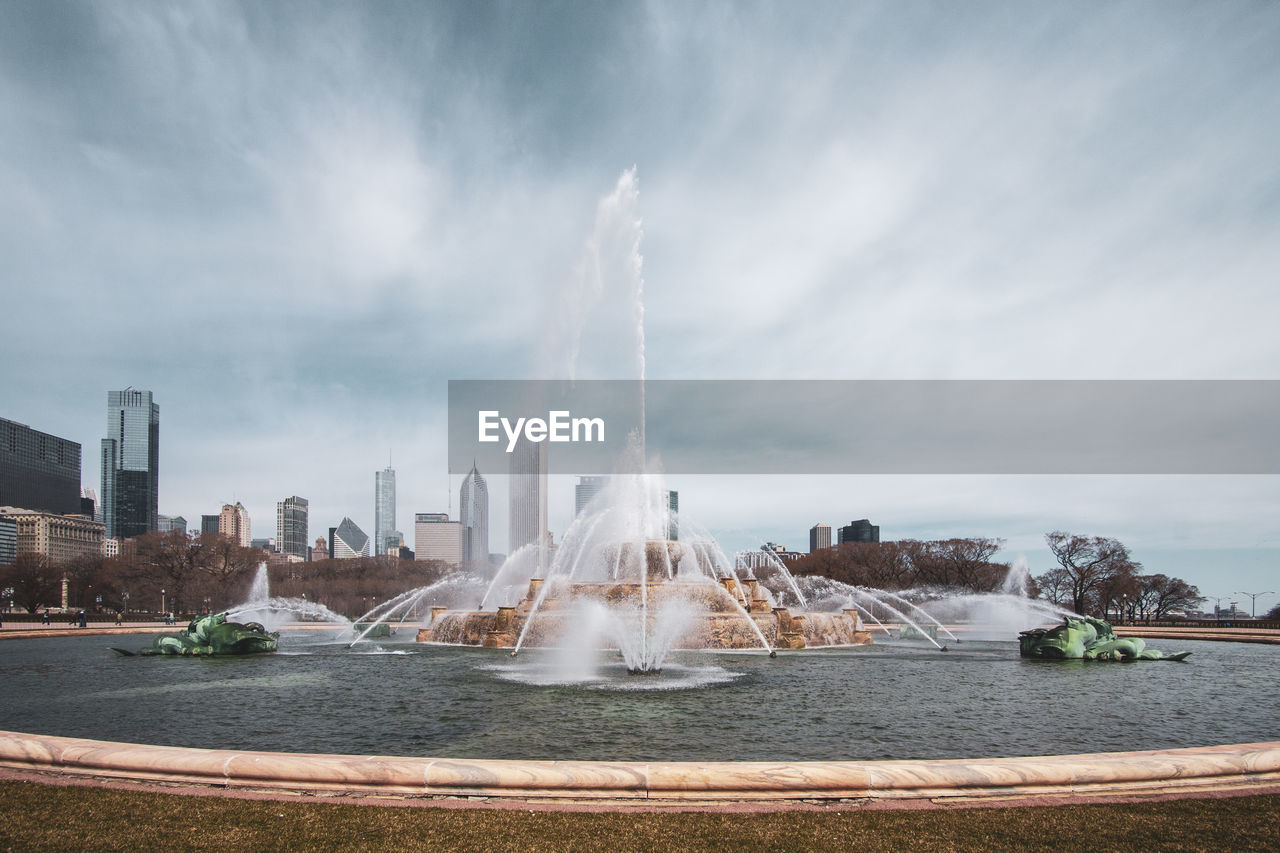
[0,781,1277,852]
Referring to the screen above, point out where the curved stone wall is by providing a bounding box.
[1,730,1276,802]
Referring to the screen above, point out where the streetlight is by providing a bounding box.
[160,589,166,617]
[1233,591,1274,619]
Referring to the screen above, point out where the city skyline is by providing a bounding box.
[1,3,1277,599]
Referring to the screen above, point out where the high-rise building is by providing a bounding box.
[574,476,607,518]
[810,523,832,552]
[218,502,251,547]
[200,514,220,536]
[374,467,399,556]
[665,489,679,541]
[276,496,309,561]
[508,437,547,554]
[331,517,370,558]
[100,389,159,540]
[838,518,880,544]
[313,536,330,561]
[0,515,17,564]
[414,512,464,566]
[157,515,187,534]
[459,463,489,569]
[1,417,82,515]
[80,488,98,521]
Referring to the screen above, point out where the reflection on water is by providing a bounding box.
[0,633,1274,762]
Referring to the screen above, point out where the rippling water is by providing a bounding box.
[0,632,1275,761]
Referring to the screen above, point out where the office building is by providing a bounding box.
[665,489,679,541]
[157,515,187,534]
[374,466,400,557]
[0,506,106,565]
[218,502,251,547]
[80,488,98,521]
[0,515,16,564]
[201,514,220,536]
[313,536,330,561]
[810,523,832,552]
[1,416,82,515]
[459,463,489,569]
[574,476,607,517]
[414,512,464,566]
[331,517,370,558]
[838,518,880,544]
[508,437,547,554]
[251,537,275,552]
[100,389,159,540]
[276,495,309,561]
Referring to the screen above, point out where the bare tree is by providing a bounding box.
[1044,531,1140,616]
[1137,574,1203,619]
[2,553,61,612]
[1034,567,1075,608]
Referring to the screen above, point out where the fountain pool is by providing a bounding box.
[0,632,1274,763]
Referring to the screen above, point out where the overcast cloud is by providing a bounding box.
[3,2,1278,600]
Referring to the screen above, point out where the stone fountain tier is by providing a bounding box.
[416,575,872,651]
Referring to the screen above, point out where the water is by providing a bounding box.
[1,633,1274,762]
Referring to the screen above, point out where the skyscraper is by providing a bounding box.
[574,475,606,517]
[665,489,679,541]
[100,389,159,540]
[508,437,547,554]
[810,523,832,552]
[218,501,251,547]
[276,495,309,561]
[374,466,399,556]
[1,417,82,515]
[459,463,489,570]
[332,517,370,558]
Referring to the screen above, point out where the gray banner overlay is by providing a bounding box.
[448,380,1280,475]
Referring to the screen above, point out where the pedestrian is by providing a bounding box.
[115,610,122,626]
[78,610,87,628]
[41,609,50,625]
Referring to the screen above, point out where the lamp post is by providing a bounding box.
[1233,591,1274,619]
[160,589,166,617]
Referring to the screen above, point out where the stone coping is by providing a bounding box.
[0,730,1276,803]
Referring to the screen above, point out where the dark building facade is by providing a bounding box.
[101,389,159,540]
[838,518,880,544]
[0,417,82,515]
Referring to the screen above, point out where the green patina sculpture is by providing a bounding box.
[1019,616,1190,661]
[113,612,279,656]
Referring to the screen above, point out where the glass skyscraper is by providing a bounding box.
[100,389,159,540]
[374,466,399,556]
[0,417,82,515]
[276,495,309,560]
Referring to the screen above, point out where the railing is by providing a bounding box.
[1111,618,1280,630]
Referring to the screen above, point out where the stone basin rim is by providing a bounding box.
[1,730,1277,803]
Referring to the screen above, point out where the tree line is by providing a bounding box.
[788,537,1012,592]
[0,530,451,618]
[786,531,1205,620]
[1035,531,1203,619]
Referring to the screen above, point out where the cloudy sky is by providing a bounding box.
[3,2,1278,604]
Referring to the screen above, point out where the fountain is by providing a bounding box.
[418,448,870,671]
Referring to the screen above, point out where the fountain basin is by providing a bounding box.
[419,575,872,650]
[2,729,1276,803]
